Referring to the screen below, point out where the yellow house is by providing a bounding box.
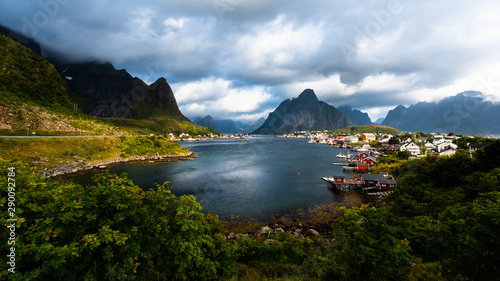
[360,133,376,141]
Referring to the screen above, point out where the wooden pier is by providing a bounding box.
[321,177,364,191]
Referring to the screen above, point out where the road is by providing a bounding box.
[0,135,121,138]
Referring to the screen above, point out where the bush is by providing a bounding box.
[0,158,233,280]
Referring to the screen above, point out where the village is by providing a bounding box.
[280,130,491,198]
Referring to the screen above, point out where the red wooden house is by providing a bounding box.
[360,156,377,167]
[360,174,386,186]
[376,178,397,190]
[333,176,345,183]
[357,163,370,172]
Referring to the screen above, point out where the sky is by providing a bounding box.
[1,0,500,122]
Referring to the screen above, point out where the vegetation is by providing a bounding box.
[0,34,214,137]
[105,116,216,136]
[0,141,499,280]
[329,124,401,135]
[0,161,233,280]
[0,136,189,170]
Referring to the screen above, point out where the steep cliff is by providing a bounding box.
[253,89,354,134]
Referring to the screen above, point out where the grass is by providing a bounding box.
[329,124,401,135]
[0,136,189,171]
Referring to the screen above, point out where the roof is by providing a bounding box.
[361,174,386,181]
[377,179,396,185]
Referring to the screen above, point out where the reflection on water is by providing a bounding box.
[60,137,361,221]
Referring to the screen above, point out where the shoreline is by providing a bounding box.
[42,151,197,177]
[221,193,381,240]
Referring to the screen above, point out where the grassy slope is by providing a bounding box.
[329,124,401,135]
[0,136,189,171]
[0,34,121,135]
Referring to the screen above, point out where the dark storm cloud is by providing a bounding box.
[1,0,499,121]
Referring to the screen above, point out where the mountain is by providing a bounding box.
[337,105,372,126]
[244,118,265,134]
[59,62,181,118]
[0,30,213,136]
[0,34,120,135]
[194,116,265,134]
[253,89,354,134]
[0,24,42,55]
[373,118,385,124]
[196,115,219,132]
[382,91,500,134]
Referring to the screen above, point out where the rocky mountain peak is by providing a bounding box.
[253,89,354,134]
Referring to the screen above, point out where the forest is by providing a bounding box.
[1,140,499,280]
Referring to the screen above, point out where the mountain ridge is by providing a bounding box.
[253,89,354,134]
[382,91,500,134]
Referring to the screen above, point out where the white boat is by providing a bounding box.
[336,153,347,158]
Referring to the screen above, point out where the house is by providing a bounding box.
[400,142,421,156]
[402,137,412,143]
[360,156,377,167]
[343,136,359,143]
[378,137,391,143]
[438,148,457,156]
[418,137,429,143]
[425,142,436,150]
[436,141,457,152]
[360,133,376,141]
[468,143,489,154]
[359,152,369,159]
[376,178,397,190]
[333,176,345,184]
[361,174,387,186]
[357,163,371,172]
[384,145,400,151]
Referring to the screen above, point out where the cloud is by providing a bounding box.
[1,0,500,121]
[172,77,273,121]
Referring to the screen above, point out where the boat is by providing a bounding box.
[336,153,347,158]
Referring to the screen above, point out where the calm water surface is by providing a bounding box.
[63,137,358,221]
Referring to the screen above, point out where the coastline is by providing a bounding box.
[41,151,197,177]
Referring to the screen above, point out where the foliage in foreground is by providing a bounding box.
[0,159,233,280]
[0,140,499,280]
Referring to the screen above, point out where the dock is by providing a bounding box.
[366,191,394,197]
[321,177,364,191]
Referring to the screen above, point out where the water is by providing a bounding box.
[60,137,358,221]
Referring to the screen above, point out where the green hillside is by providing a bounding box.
[329,124,401,135]
[0,34,214,136]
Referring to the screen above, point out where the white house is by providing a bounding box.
[436,141,458,152]
[400,142,421,156]
[343,136,359,143]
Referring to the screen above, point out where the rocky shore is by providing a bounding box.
[41,152,196,177]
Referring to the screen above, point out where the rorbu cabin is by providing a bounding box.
[333,176,345,184]
[360,156,377,167]
[357,163,370,172]
[376,178,397,190]
[361,174,386,186]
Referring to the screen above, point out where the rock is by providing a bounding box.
[259,226,273,236]
[294,233,305,240]
[274,228,284,233]
[226,232,235,240]
[265,239,277,245]
[307,229,320,236]
[294,229,302,234]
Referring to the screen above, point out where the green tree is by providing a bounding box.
[325,206,413,281]
[0,158,233,280]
